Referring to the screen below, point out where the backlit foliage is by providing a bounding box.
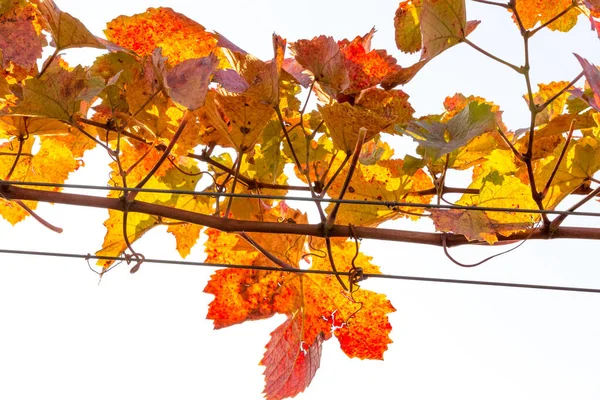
[1,0,600,398]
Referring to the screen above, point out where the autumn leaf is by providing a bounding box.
[430,209,531,244]
[355,88,415,133]
[0,136,77,225]
[165,54,218,110]
[338,28,400,95]
[458,175,540,224]
[10,61,105,121]
[0,2,46,70]
[574,54,600,112]
[536,136,600,209]
[325,157,433,226]
[261,316,323,400]
[201,90,275,152]
[395,0,422,54]
[399,101,496,160]
[243,34,287,105]
[289,36,349,97]
[512,0,580,32]
[383,0,479,88]
[105,7,217,65]
[319,101,394,152]
[526,81,571,126]
[32,0,109,51]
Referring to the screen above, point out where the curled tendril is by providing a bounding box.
[345,224,366,325]
[300,236,327,262]
[441,220,539,268]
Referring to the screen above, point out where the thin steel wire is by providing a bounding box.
[3,180,600,218]
[1,248,600,294]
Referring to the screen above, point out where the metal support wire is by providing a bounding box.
[1,248,600,294]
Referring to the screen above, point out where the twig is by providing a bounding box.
[275,107,303,170]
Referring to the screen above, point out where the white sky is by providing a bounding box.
[1,1,600,399]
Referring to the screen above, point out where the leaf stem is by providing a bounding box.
[4,136,25,181]
[471,0,509,8]
[536,71,584,113]
[223,152,242,219]
[71,122,118,158]
[549,185,600,235]
[462,38,523,73]
[326,236,348,291]
[541,119,576,199]
[320,153,351,196]
[129,110,192,200]
[496,126,526,162]
[38,48,59,79]
[239,232,296,269]
[324,128,366,232]
[275,106,302,170]
[529,3,576,37]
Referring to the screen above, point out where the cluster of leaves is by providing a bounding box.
[1,0,600,398]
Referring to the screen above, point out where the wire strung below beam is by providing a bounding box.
[3,180,600,218]
[1,248,599,294]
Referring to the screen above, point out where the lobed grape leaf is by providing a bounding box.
[399,101,496,160]
[105,7,217,65]
[512,0,580,32]
[383,0,479,88]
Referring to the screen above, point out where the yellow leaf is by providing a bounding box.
[201,90,275,152]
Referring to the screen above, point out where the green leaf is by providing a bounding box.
[10,63,105,121]
[399,102,496,160]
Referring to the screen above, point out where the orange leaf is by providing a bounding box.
[513,0,580,32]
[319,102,393,152]
[289,35,349,97]
[201,90,275,152]
[105,7,217,65]
[338,28,400,95]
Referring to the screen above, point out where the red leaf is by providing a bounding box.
[261,317,323,400]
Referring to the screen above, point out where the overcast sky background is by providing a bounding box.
[1,1,600,399]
